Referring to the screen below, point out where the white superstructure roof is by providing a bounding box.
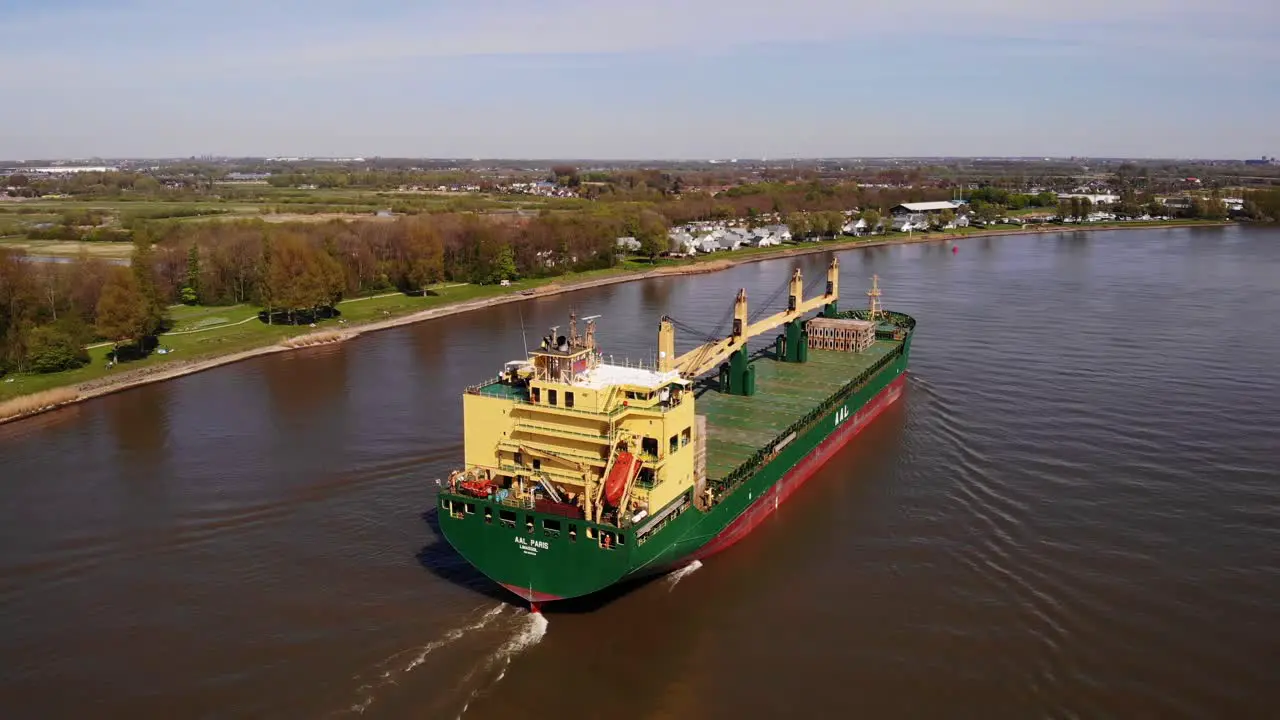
[575,363,683,390]
[896,201,963,212]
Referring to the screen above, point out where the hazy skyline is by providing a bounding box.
[3,0,1277,160]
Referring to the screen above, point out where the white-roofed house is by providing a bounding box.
[891,213,928,232]
[695,234,721,253]
[718,229,749,250]
[762,224,792,242]
[748,228,780,247]
[890,201,964,216]
[891,201,967,230]
[668,231,696,255]
[842,218,868,235]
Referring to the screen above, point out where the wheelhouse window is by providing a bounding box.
[565,391,574,408]
[548,389,557,406]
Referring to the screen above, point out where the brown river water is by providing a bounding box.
[2,226,1278,719]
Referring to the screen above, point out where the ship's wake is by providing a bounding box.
[666,559,703,590]
[343,603,507,715]
[455,610,549,717]
[337,603,549,718]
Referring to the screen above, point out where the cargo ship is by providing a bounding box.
[437,259,915,610]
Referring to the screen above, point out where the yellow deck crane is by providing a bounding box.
[657,257,841,395]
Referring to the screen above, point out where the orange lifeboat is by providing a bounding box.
[603,452,642,507]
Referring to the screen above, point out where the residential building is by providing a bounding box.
[891,213,928,232]
[842,218,868,235]
[695,235,721,253]
[890,201,965,216]
[718,229,749,250]
[668,232,696,255]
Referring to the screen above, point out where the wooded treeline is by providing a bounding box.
[0,210,645,374]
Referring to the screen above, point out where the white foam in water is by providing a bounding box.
[403,604,504,672]
[666,559,703,590]
[456,610,549,718]
[346,604,506,714]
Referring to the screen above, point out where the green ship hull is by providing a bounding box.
[437,311,915,606]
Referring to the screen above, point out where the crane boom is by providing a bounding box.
[658,258,840,379]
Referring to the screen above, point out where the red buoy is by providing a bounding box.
[952,245,958,254]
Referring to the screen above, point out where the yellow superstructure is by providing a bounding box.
[460,313,699,526]
[454,259,841,529]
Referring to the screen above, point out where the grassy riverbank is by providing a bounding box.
[0,218,1230,422]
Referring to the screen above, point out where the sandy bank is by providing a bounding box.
[0,220,1230,426]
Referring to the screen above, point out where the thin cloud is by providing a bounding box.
[0,0,1275,157]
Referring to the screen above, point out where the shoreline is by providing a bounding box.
[0,220,1231,426]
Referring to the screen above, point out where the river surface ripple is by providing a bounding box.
[1,226,1278,718]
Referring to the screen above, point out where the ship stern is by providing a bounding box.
[436,493,638,606]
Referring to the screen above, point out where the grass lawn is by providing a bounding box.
[0,277,619,402]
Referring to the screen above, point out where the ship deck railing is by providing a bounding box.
[708,342,904,502]
[512,421,610,441]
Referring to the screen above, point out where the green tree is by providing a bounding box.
[95,268,151,352]
[182,243,201,305]
[819,211,844,238]
[786,212,811,240]
[26,321,90,373]
[258,231,276,323]
[130,236,165,334]
[1204,198,1228,220]
[861,209,881,233]
[935,209,956,229]
[263,233,343,323]
[745,207,760,229]
[403,222,444,293]
[635,209,669,260]
[490,244,517,284]
[1188,197,1208,219]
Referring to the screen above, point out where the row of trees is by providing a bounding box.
[0,239,166,374]
[0,208,659,374]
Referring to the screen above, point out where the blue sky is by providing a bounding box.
[2,0,1277,159]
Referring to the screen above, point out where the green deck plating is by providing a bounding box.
[699,341,898,479]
